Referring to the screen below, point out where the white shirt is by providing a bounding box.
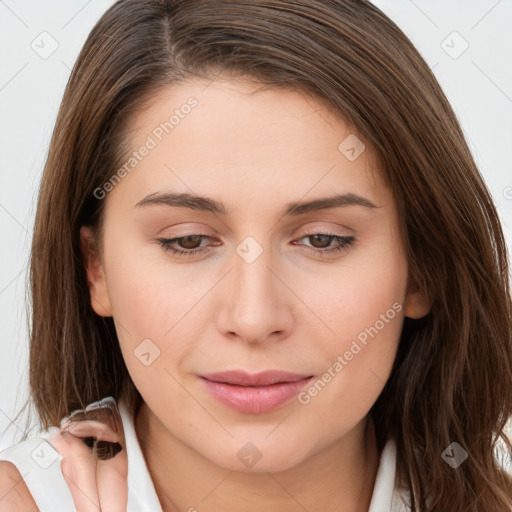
[0,401,411,511]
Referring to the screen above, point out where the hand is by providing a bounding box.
[46,397,128,512]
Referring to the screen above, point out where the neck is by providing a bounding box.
[135,403,380,512]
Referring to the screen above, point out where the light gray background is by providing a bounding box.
[1,0,511,449]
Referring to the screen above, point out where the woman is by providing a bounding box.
[1,0,511,510]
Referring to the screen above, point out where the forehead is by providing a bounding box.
[106,76,388,213]
[126,76,362,158]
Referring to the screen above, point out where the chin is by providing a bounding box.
[202,438,312,474]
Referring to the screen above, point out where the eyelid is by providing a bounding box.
[156,221,354,243]
[156,222,215,236]
[296,223,354,237]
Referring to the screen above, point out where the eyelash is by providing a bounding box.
[156,232,356,257]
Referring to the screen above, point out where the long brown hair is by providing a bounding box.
[12,0,512,509]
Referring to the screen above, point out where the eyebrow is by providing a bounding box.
[134,191,379,217]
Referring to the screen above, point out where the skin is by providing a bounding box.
[79,73,430,512]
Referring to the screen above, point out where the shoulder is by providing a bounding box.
[0,435,76,511]
[0,461,38,511]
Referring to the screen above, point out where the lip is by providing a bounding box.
[200,370,314,414]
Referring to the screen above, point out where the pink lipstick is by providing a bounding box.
[200,370,314,414]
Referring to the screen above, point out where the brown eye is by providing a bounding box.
[157,234,213,257]
[178,235,204,249]
[293,232,356,255]
[307,234,332,249]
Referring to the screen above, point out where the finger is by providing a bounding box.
[63,420,121,444]
[96,446,128,512]
[61,400,128,512]
[92,402,128,512]
[62,409,126,463]
[47,427,101,512]
[63,416,129,512]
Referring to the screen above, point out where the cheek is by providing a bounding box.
[106,261,197,415]
[103,235,205,337]
[305,238,407,350]
[293,242,406,432]
[102,242,212,394]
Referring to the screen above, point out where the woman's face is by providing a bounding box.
[81,75,429,472]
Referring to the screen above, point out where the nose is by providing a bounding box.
[216,240,293,346]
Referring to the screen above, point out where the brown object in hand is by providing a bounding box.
[94,440,123,460]
[60,396,124,461]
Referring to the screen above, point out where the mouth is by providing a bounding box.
[199,370,314,414]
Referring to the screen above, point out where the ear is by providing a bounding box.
[403,274,431,319]
[80,226,113,317]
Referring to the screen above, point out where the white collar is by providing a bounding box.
[368,436,410,511]
[120,401,163,509]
